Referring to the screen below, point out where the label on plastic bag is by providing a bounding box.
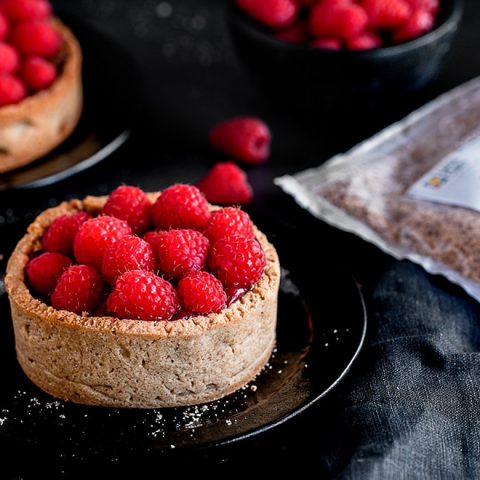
[408,136,480,211]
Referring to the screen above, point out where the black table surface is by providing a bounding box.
[2,0,480,475]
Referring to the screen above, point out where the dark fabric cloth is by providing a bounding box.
[319,261,480,479]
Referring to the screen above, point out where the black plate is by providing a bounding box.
[0,218,366,469]
[0,15,133,192]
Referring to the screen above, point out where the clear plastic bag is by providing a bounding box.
[276,77,480,301]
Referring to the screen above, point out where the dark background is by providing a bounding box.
[2,0,480,475]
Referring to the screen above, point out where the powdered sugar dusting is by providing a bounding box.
[156,2,172,19]
[0,272,317,458]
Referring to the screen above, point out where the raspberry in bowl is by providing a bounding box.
[0,0,83,173]
[229,0,462,107]
[5,185,280,408]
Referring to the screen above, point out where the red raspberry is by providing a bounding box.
[393,9,434,42]
[203,207,254,244]
[296,0,319,6]
[225,286,248,305]
[171,308,193,320]
[93,301,110,317]
[42,211,91,255]
[309,2,368,39]
[209,235,266,288]
[0,74,26,106]
[177,271,227,315]
[51,265,104,314]
[0,43,19,74]
[209,117,271,165]
[21,56,56,90]
[310,37,342,49]
[322,0,354,4]
[12,20,62,57]
[101,185,152,234]
[0,13,10,41]
[73,215,132,270]
[152,184,211,230]
[316,0,355,6]
[145,229,209,278]
[25,252,72,294]
[236,0,298,28]
[101,235,156,285]
[3,0,52,21]
[362,0,411,29]
[143,231,157,245]
[275,21,308,44]
[346,31,382,49]
[405,0,439,13]
[197,162,253,206]
[107,270,179,321]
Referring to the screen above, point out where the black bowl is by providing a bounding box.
[228,0,463,109]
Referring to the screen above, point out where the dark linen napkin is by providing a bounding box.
[316,260,480,479]
[171,258,480,478]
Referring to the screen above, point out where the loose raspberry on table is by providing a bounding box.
[3,0,52,22]
[197,162,253,206]
[152,184,211,230]
[0,74,26,106]
[145,229,209,278]
[101,185,152,234]
[107,270,179,321]
[309,2,368,39]
[209,235,266,288]
[51,264,104,314]
[12,19,62,57]
[362,0,411,29]
[73,215,132,270]
[346,31,382,49]
[177,271,227,315]
[21,56,56,90]
[310,37,342,50]
[393,8,434,42]
[236,0,298,28]
[0,13,10,41]
[203,207,254,244]
[25,252,72,294]
[42,211,91,255]
[209,117,271,165]
[0,43,19,74]
[101,235,156,284]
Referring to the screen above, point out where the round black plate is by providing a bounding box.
[0,218,366,467]
[0,15,133,192]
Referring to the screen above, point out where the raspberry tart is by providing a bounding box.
[0,0,82,173]
[5,185,280,408]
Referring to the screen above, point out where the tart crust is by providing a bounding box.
[5,194,280,408]
[0,20,82,174]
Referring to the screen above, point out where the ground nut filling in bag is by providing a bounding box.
[276,77,480,301]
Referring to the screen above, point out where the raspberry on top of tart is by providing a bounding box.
[0,0,82,173]
[22,183,267,319]
[6,184,280,408]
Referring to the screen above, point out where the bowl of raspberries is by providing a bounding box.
[229,0,463,106]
